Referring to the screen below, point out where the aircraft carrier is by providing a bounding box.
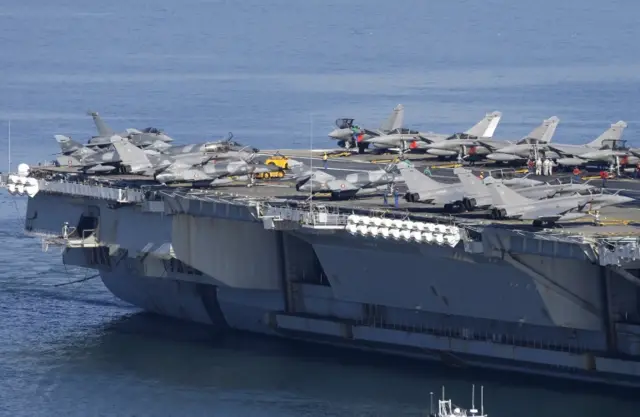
[3,152,640,388]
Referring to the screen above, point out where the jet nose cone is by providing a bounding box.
[614,195,635,205]
[328,129,342,139]
[154,173,174,183]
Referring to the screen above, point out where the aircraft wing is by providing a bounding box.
[475,140,499,152]
[545,144,571,157]
[519,205,577,221]
[362,128,382,137]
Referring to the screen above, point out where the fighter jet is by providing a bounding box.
[86,111,174,146]
[328,104,404,152]
[398,163,465,209]
[109,140,241,178]
[153,132,258,157]
[153,157,279,185]
[382,111,502,157]
[455,168,596,210]
[486,182,633,226]
[471,116,560,162]
[543,121,637,169]
[294,162,402,200]
[54,135,125,173]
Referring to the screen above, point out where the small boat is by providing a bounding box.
[428,384,487,417]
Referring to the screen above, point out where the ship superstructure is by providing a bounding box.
[2,161,640,388]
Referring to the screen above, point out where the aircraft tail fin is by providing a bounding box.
[87,110,114,136]
[487,183,532,206]
[454,168,487,196]
[398,163,445,194]
[379,104,404,132]
[54,134,96,157]
[522,116,560,143]
[465,111,502,138]
[112,141,151,169]
[587,121,627,147]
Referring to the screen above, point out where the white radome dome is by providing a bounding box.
[17,163,30,176]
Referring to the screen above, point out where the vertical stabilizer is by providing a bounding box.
[587,121,627,147]
[522,116,560,143]
[87,110,114,136]
[54,135,96,157]
[465,111,502,138]
[112,141,151,169]
[487,183,532,206]
[398,164,446,194]
[379,104,404,132]
[454,168,487,196]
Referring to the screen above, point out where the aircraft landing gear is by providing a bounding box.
[491,208,507,220]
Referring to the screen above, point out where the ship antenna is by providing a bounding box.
[429,391,433,416]
[309,113,313,214]
[8,119,11,172]
[481,385,484,416]
[470,384,478,415]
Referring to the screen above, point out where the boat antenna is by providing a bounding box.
[429,391,433,416]
[481,385,484,416]
[470,384,478,415]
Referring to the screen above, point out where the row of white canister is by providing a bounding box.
[6,175,39,197]
[345,215,461,246]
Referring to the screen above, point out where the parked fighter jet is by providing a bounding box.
[153,157,279,185]
[153,132,258,157]
[456,168,596,210]
[544,121,636,169]
[398,164,465,209]
[486,182,632,226]
[293,162,402,200]
[86,111,174,146]
[389,111,503,157]
[328,104,404,152]
[55,135,124,173]
[472,116,560,162]
[110,140,251,179]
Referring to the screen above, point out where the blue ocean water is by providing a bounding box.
[1,0,640,415]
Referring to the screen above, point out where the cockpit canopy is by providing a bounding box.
[516,137,547,145]
[142,127,163,134]
[335,118,354,129]
[446,132,478,140]
[600,139,628,151]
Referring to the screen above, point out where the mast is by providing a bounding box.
[481,385,484,416]
[8,119,11,172]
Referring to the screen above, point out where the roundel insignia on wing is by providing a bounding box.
[340,183,346,189]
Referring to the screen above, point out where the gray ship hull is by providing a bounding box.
[8,173,640,388]
[91,260,640,388]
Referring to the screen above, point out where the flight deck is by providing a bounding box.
[15,151,640,240]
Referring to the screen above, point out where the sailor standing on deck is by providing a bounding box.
[545,158,553,176]
[535,157,542,175]
[323,152,328,169]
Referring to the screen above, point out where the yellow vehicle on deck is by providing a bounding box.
[265,153,290,170]
[255,153,289,179]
